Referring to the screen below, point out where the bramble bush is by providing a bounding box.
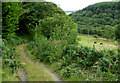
[27,12,78,63]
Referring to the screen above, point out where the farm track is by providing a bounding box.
[16,44,61,81]
[18,68,27,81]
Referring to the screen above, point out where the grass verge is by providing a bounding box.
[16,44,55,81]
[2,68,19,81]
[0,57,2,82]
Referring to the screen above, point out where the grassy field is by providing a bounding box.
[77,35,118,51]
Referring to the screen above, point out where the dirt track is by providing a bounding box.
[16,44,61,81]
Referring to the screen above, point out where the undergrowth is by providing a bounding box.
[2,35,27,81]
[27,36,119,81]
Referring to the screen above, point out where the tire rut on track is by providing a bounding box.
[24,48,61,81]
[16,44,61,81]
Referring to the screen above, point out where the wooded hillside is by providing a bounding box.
[69,2,120,39]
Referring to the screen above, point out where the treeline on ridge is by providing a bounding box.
[69,2,120,39]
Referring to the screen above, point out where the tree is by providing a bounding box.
[69,2,119,39]
[2,2,23,39]
[38,13,78,43]
[115,24,120,41]
[18,2,65,38]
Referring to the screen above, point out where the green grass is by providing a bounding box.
[0,35,2,47]
[16,44,55,81]
[0,36,2,82]
[77,35,118,50]
[0,57,2,82]
[2,68,19,81]
[1,36,19,81]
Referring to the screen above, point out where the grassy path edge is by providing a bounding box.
[16,44,61,81]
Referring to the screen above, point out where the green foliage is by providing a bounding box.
[2,2,23,39]
[25,2,119,80]
[7,36,27,47]
[18,2,78,44]
[55,47,118,80]
[1,36,28,81]
[27,36,118,80]
[69,2,119,39]
[115,24,120,39]
[38,14,78,42]
[2,2,29,80]
[95,50,118,72]
[27,36,65,63]
[18,2,65,38]
[2,1,119,81]
[1,40,20,73]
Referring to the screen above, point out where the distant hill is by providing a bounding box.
[65,11,75,15]
[69,2,120,39]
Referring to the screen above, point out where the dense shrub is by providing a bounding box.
[2,40,20,73]
[5,36,27,47]
[27,36,65,63]
[2,2,23,39]
[1,35,27,74]
[18,2,65,39]
[96,50,119,73]
[38,14,78,41]
[55,47,118,80]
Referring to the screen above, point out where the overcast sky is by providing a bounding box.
[45,0,113,11]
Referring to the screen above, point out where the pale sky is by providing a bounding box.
[45,0,113,11]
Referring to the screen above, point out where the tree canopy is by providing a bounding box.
[69,2,119,39]
[2,2,23,39]
[2,2,78,44]
[17,2,66,37]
